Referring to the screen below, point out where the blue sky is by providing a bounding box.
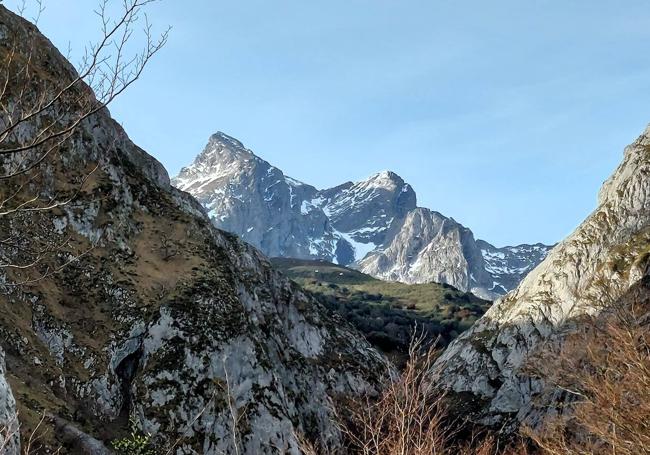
[7,1,650,246]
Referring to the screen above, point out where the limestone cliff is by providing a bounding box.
[432,126,650,430]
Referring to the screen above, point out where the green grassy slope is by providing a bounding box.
[271,258,492,364]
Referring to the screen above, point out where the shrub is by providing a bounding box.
[524,283,650,455]
[112,419,156,455]
[329,335,526,455]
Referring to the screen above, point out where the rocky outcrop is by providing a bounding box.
[321,171,417,246]
[358,208,493,298]
[0,348,18,454]
[173,139,419,268]
[52,416,113,455]
[0,6,385,453]
[432,126,650,431]
[175,135,552,298]
[476,241,553,295]
[173,133,338,261]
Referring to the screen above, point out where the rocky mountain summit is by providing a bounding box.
[0,7,386,453]
[174,134,552,299]
[432,125,650,431]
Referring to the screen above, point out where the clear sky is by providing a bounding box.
[6,1,650,246]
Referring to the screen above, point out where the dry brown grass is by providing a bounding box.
[307,334,527,455]
[525,288,650,455]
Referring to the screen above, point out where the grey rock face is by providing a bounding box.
[321,171,417,243]
[173,134,337,261]
[0,348,19,454]
[359,208,495,298]
[175,137,552,298]
[432,125,650,431]
[173,137,421,267]
[476,241,553,295]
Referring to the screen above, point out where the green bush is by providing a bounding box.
[112,419,156,455]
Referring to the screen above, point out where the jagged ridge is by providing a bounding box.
[174,133,553,299]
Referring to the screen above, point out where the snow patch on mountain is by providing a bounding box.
[337,231,377,262]
[174,133,552,298]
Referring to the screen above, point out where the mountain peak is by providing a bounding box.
[357,170,416,208]
[208,131,246,150]
[195,132,263,167]
[356,171,414,199]
[374,169,399,178]
[173,132,263,190]
[367,170,404,184]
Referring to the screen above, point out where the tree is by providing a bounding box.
[0,0,168,286]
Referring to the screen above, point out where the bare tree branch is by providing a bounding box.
[0,0,168,282]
